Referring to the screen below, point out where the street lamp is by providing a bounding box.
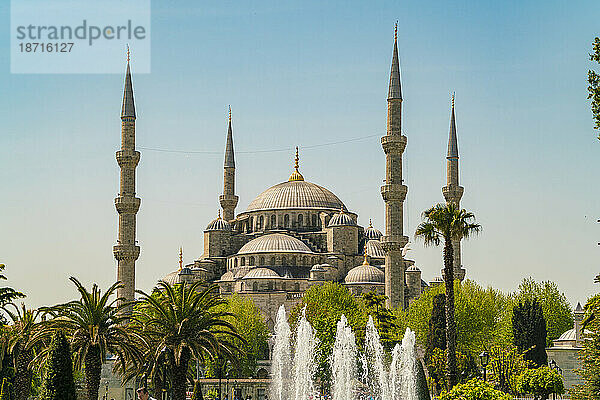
[479,351,490,382]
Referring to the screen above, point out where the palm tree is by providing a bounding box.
[2,303,44,400]
[0,265,24,310]
[415,203,480,388]
[131,280,243,400]
[40,277,141,400]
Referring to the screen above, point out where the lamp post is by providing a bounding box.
[479,351,490,382]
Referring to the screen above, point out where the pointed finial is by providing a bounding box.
[452,92,455,108]
[127,44,130,63]
[394,21,398,41]
[228,105,231,122]
[178,247,183,270]
[289,147,304,181]
[218,209,221,219]
[369,218,373,228]
[363,249,369,265]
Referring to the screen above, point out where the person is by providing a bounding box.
[136,387,158,400]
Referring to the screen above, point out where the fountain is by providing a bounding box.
[271,308,420,400]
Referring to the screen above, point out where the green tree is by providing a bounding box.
[571,293,600,399]
[517,366,564,400]
[399,280,511,362]
[488,344,528,394]
[0,378,11,400]
[2,304,44,400]
[425,294,446,361]
[515,278,573,345]
[203,295,269,378]
[588,37,600,138]
[132,281,243,400]
[362,292,399,350]
[439,378,512,400]
[40,278,140,400]
[289,282,367,384]
[39,332,76,400]
[512,299,547,367]
[415,203,481,388]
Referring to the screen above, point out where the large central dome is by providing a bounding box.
[246,180,347,212]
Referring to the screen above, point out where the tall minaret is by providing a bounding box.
[219,106,239,222]
[442,94,466,281]
[381,24,409,309]
[113,47,141,306]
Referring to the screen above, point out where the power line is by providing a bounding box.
[137,133,381,155]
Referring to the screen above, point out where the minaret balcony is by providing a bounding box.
[442,185,464,202]
[380,184,407,201]
[219,195,239,208]
[116,150,141,167]
[381,135,406,153]
[381,235,409,251]
[113,244,140,260]
[114,196,141,213]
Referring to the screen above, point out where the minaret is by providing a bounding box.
[381,23,409,309]
[113,47,141,307]
[442,94,466,281]
[219,106,239,222]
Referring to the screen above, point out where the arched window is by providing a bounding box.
[282,282,286,291]
[271,215,277,229]
[303,256,308,266]
[258,216,264,230]
[249,256,255,266]
[282,256,287,266]
[270,256,276,266]
[294,282,300,292]
[253,282,258,291]
[259,256,265,265]
[284,214,290,228]
[311,214,317,227]
[267,281,273,291]
[312,257,317,265]
[291,256,296,266]
[234,258,238,268]
[241,257,246,266]
[298,214,303,227]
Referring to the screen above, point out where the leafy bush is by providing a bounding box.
[439,378,513,400]
[516,366,563,399]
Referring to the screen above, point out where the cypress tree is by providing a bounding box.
[40,332,77,400]
[425,293,447,363]
[512,299,548,367]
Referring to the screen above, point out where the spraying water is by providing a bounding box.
[271,305,292,400]
[292,308,317,400]
[331,315,357,400]
[364,316,390,400]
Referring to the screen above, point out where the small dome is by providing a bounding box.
[242,267,280,279]
[557,329,576,341]
[406,265,421,272]
[180,267,193,275]
[365,240,385,259]
[364,220,383,240]
[219,271,235,281]
[206,213,231,231]
[238,233,312,254]
[328,210,356,227]
[161,270,181,285]
[345,259,384,284]
[310,264,325,272]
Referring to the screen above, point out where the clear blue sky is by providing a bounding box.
[0,0,599,308]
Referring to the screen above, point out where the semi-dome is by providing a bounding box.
[238,233,312,254]
[365,240,385,258]
[206,212,231,231]
[242,267,280,279]
[364,220,383,240]
[219,271,235,281]
[246,180,346,212]
[328,209,356,227]
[345,258,384,284]
[406,265,421,272]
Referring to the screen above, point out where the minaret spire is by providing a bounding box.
[442,93,465,281]
[114,47,141,310]
[381,24,409,309]
[220,106,239,221]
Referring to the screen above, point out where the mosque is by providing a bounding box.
[113,26,467,327]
